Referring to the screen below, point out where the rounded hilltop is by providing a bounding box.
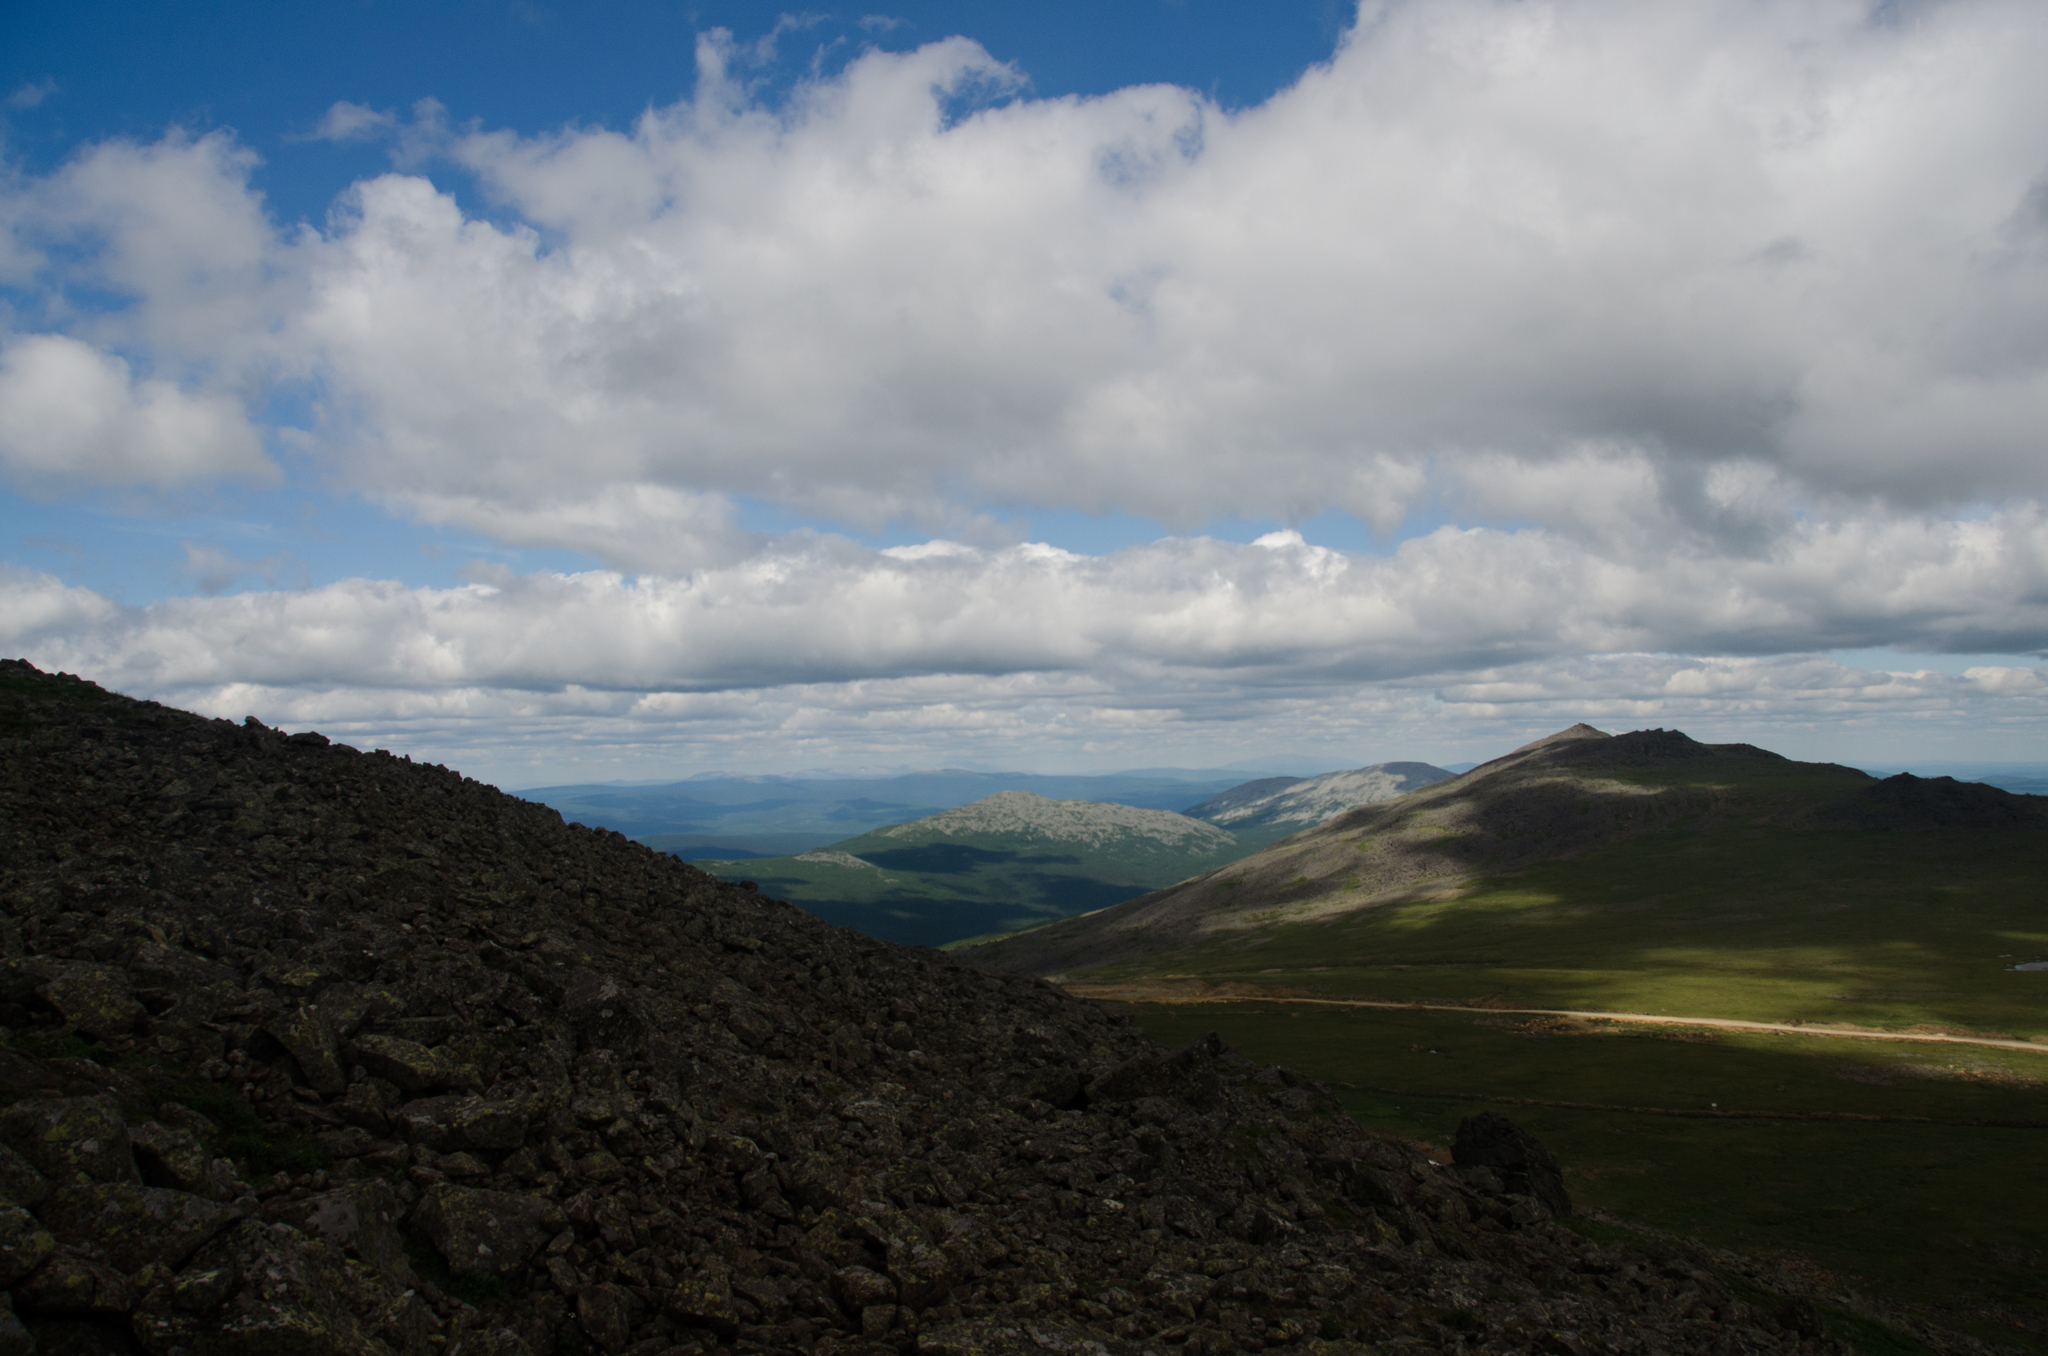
[880,789,1235,849]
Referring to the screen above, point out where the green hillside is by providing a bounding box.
[705,789,1257,946]
[965,724,2048,1033]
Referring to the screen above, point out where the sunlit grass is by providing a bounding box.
[1081,825,2048,1036]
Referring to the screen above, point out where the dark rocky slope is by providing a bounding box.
[0,662,1921,1355]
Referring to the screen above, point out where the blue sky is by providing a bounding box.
[4,1,2048,786]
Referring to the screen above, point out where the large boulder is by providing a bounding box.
[1452,1111,1572,1216]
[129,1219,391,1356]
[39,965,146,1040]
[36,1183,242,1274]
[389,1094,529,1155]
[0,1096,139,1186]
[347,1035,479,1094]
[1085,1033,1225,1111]
[266,1005,347,1096]
[0,1144,50,1209]
[411,1184,567,1278]
[0,1204,55,1285]
[262,1180,414,1289]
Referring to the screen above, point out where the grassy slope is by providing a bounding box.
[1084,823,2048,1036]
[1127,1000,2048,1349]
[966,726,1886,977]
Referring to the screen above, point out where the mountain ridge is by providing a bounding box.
[963,723,2041,979]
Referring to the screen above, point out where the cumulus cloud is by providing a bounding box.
[11,1,2045,553]
[272,0,2046,547]
[5,1,2048,772]
[306,101,399,143]
[10,508,2046,696]
[0,336,273,491]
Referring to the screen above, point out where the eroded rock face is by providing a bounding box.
[0,660,1917,1355]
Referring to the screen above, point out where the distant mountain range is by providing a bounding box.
[703,790,1255,947]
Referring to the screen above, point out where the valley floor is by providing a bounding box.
[1070,986,2048,1055]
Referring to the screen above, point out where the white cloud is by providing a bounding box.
[9,3,2048,554]
[0,336,273,491]
[5,2,2048,772]
[307,101,399,143]
[5,80,57,111]
[8,503,2045,717]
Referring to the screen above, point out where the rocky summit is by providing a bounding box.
[0,660,1885,1356]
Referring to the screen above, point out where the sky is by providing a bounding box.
[3,0,2048,788]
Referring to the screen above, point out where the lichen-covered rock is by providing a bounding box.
[576,1282,638,1353]
[0,1095,138,1186]
[267,1003,347,1096]
[664,1272,739,1337]
[39,964,147,1041]
[412,1184,567,1278]
[0,1203,56,1285]
[347,1034,477,1094]
[130,1219,387,1356]
[12,1249,133,1316]
[389,1093,528,1154]
[36,1183,241,1274]
[262,1179,413,1288]
[125,1119,224,1199]
[0,1143,49,1209]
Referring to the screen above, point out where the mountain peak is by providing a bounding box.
[1510,722,1610,755]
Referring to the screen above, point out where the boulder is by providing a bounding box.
[347,1034,478,1094]
[1452,1112,1572,1216]
[1085,1033,1225,1111]
[0,1203,56,1285]
[411,1184,567,1278]
[389,1094,529,1154]
[577,1282,639,1354]
[126,1121,222,1198]
[129,1219,387,1356]
[266,1005,347,1096]
[12,1250,133,1316]
[36,1183,242,1274]
[40,965,146,1040]
[559,969,650,1056]
[261,1180,414,1289]
[664,1271,739,1337]
[0,1143,50,1208]
[0,1096,139,1185]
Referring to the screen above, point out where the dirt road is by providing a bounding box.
[1071,987,2048,1054]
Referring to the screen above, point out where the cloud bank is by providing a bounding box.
[3,0,2047,774]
